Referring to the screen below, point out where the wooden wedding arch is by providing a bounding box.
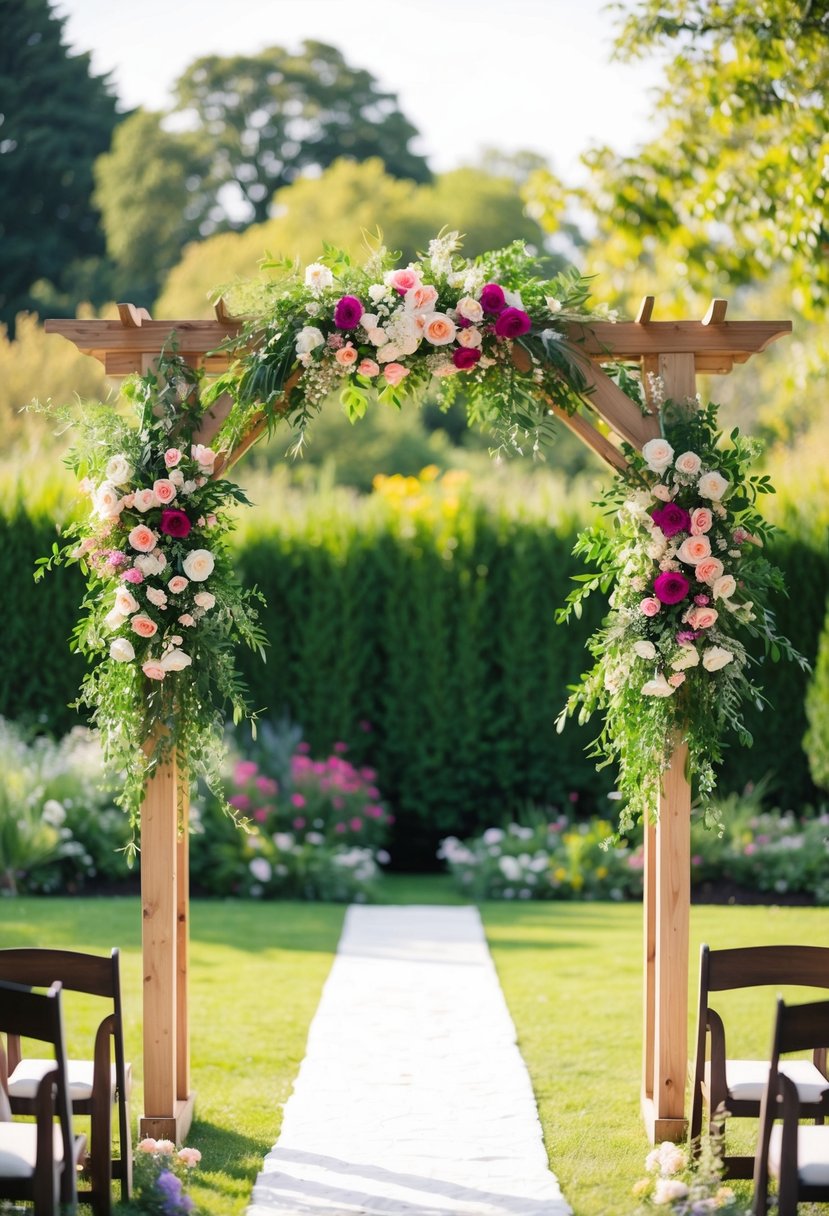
[45,298,790,1143]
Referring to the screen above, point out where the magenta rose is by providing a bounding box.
[333,295,363,329]
[653,570,691,605]
[159,508,192,538]
[479,283,507,314]
[494,307,532,339]
[452,346,482,370]
[651,503,691,538]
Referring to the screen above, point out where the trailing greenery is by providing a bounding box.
[805,598,829,794]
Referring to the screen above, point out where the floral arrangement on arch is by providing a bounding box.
[632,1137,748,1215]
[36,354,266,840]
[209,231,607,456]
[132,1137,202,1215]
[556,397,806,832]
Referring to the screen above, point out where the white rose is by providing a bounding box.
[702,646,734,672]
[168,469,185,487]
[641,672,675,697]
[366,326,386,346]
[671,646,700,671]
[545,296,562,313]
[160,648,192,672]
[712,574,737,601]
[110,637,135,663]
[193,591,215,610]
[457,327,483,349]
[146,586,168,609]
[114,588,139,616]
[94,481,123,519]
[133,489,158,512]
[104,608,126,631]
[641,438,675,473]
[503,288,524,309]
[105,455,132,486]
[359,313,378,331]
[295,326,325,355]
[304,262,333,293]
[368,283,392,303]
[653,1179,689,1204]
[182,549,215,581]
[698,470,730,500]
[674,451,702,476]
[455,296,484,324]
[633,640,656,660]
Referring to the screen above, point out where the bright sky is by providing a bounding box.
[54,0,666,181]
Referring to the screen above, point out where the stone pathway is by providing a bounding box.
[246,905,570,1216]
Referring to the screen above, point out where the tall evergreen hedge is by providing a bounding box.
[2,487,825,864]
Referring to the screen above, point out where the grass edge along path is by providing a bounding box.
[1,891,829,1214]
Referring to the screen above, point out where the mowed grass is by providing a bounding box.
[1,887,828,1215]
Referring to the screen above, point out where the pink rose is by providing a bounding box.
[422,313,457,346]
[668,672,686,688]
[690,507,713,535]
[153,478,177,504]
[357,358,379,377]
[334,343,358,366]
[676,535,712,564]
[191,444,217,472]
[168,576,189,594]
[386,267,421,295]
[178,614,196,627]
[640,597,661,617]
[651,484,672,502]
[405,284,439,313]
[696,557,724,585]
[383,363,410,387]
[128,525,158,553]
[122,568,144,584]
[164,448,183,468]
[177,1147,202,1168]
[131,614,158,638]
[686,606,719,630]
[141,660,166,681]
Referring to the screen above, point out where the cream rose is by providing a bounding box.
[182,549,215,582]
[670,646,700,671]
[422,312,457,346]
[674,451,702,476]
[109,637,135,663]
[642,672,675,697]
[178,614,195,627]
[295,326,325,355]
[105,454,132,486]
[114,587,139,616]
[651,484,672,502]
[698,470,730,500]
[168,576,189,594]
[702,646,734,672]
[712,574,737,600]
[193,591,215,610]
[94,481,123,519]
[695,557,725,585]
[146,586,168,609]
[641,438,675,473]
[676,535,712,565]
[633,640,656,660]
[104,608,126,632]
[686,606,719,630]
[690,507,713,535]
[160,648,192,672]
[133,488,158,512]
[128,525,158,553]
[168,468,185,487]
[457,327,483,349]
[455,296,484,324]
[131,614,158,639]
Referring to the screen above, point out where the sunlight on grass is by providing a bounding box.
[1,892,828,1215]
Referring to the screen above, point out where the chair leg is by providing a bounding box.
[118,1080,133,1201]
[89,1095,114,1216]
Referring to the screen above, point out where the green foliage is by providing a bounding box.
[0,0,121,333]
[583,0,829,313]
[805,598,829,793]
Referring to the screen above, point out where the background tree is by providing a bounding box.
[0,0,121,334]
[577,0,829,313]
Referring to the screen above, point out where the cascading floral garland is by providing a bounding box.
[556,396,807,833]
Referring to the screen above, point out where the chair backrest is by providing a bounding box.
[0,978,76,1205]
[753,997,829,1212]
[703,945,829,995]
[0,948,126,1080]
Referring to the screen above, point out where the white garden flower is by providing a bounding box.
[93,480,123,519]
[249,857,272,883]
[712,574,737,601]
[633,640,657,660]
[702,646,734,672]
[182,549,215,581]
[697,470,730,500]
[105,454,132,486]
[104,608,127,632]
[295,326,325,355]
[110,637,135,663]
[641,438,675,474]
[641,672,675,697]
[670,646,700,671]
[674,451,702,476]
[160,648,192,672]
[304,263,333,293]
[653,1178,689,1204]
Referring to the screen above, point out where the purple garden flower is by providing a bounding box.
[494,307,532,339]
[479,283,506,314]
[160,508,192,538]
[452,346,482,369]
[333,295,363,329]
[653,570,691,605]
[651,503,691,538]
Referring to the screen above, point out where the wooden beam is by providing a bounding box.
[573,357,662,448]
[548,404,629,473]
[636,296,655,324]
[702,299,728,326]
[569,318,791,360]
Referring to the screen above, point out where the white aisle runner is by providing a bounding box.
[246,905,570,1216]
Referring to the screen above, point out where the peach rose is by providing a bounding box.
[405,284,439,313]
[178,614,196,627]
[690,507,713,534]
[457,326,482,349]
[131,615,158,638]
[334,343,358,367]
[668,672,686,688]
[686,606,718,630]
[128,525,158,553]
[698,470,730,500]
[153,478,177,504]
[357,358,379,377]
[383,363,410,388]
[146,586,168,609]
[141,660,166,681]
[651,484,672,502]
[695,557,724,585]
[713,574,737,601]
[422,313,457,346]
[168,576,189,594]
[455,296,484,324]
[133,489,158,512]
[676,535,711,565]
[193,591,215,610]
[137,1139,159,1154]
[177,1147,202,1168]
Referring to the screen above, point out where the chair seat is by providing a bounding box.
[705,1058,829,1104]
[8,1058,125,1103]
[769,1123,829,1186]
[0,1122,65,1177]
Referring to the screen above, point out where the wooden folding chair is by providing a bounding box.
[690,943,829,1178]
[0,948,132,1216]
[753,996,829,1215]
[0,978,86,1215]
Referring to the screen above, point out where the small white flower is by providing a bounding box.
[304,262,333,293]
[633,640,656,660]
[249,857,272,883]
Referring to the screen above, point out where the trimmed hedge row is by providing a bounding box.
[2,488,826,865]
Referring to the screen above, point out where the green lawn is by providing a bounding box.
[2,884,827,1215]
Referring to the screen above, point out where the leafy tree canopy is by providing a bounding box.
[0,0,121,333]
[574,0,829,314]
